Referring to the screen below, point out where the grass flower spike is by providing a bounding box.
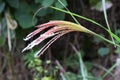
[22,20,92,57]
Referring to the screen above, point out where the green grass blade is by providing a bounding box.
[57,0,80,25]
[50,6,120,43]
[107,29,120,42]
[102,63,117,79]
[102,0,115,45]
[51,6,107,30]
[90,31,120,48]
[78,52,88,80]
[71,44,88,80]
[102,0,111,31]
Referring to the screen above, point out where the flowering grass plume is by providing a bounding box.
[22,20,92,57]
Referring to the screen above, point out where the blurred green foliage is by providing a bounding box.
[24,50,58,80]
[0,0,118,80]
[0,0,67,47]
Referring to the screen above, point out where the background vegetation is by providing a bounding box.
[0,0,120,80]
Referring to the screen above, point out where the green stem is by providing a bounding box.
[58,0,80,25]
[102,63,117,79]
[50,6,120,43]
[50,6,106,30]
[89,31,120,48]
[102,0,115,46]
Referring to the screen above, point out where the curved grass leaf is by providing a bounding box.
[50,6,120,43]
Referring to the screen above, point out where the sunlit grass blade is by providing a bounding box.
[102,0,115,45]
[107,30,120,42]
